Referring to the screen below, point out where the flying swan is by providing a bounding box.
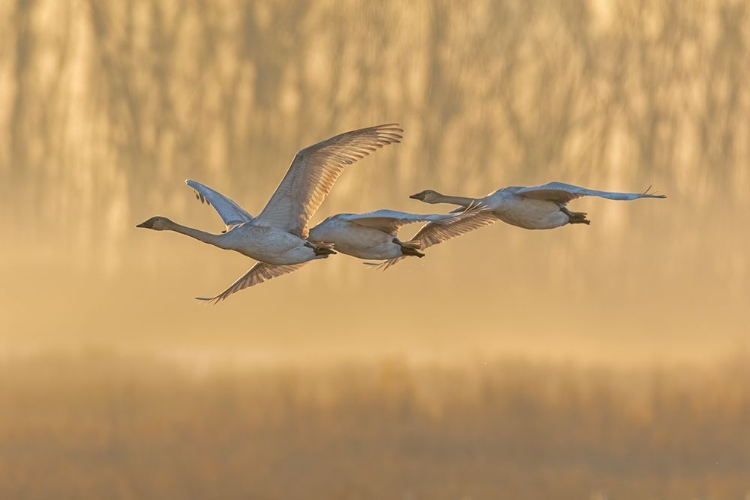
[377,182,666,269]
[136,123,403,302]
[308,209,467,261]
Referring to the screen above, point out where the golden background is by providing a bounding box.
[1,0,748,498]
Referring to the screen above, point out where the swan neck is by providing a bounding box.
[436,194,476,207]
[167,221,227,249]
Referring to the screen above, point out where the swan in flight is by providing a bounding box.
[308,209,465,261]
[410,182,666,229]
[377,182,666,270]
[136,123,403,302]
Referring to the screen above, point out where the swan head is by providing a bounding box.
[410,190,442,203]
[136,216,173,231]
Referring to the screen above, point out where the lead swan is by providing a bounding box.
[136,123,403,302]
[377,182,666,269]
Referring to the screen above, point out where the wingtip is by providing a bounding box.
[195,296,220,305]
[375,123,404,141]
[641,185,668,199]
[362,260,392,271]
[378,122,402,129]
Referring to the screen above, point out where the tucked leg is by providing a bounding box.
[560,206,591,225]
[393,238,425,258]
[304,241,337,256]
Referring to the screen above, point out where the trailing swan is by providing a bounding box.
[377,182,665,269]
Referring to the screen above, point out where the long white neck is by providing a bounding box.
[435,194,477,208]
[166,220,228,249]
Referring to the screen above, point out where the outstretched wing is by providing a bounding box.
[373,210,498,270]
[338,209,458,234]
[517,182,667,204]
[196,262,307,304]
[254,124,403,237]
[186,180,253,227]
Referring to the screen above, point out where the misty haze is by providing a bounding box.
[1,0,748,498]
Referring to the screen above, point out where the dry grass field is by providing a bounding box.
[1,351,748,499]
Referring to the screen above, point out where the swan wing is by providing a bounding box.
[196,262,307,303]
[254,124,403,237]
[186,180,253,227]
[517,182,667,204]
[374,210,498,270]
[340,210,458,234]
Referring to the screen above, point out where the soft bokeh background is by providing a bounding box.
[1,0,749,498]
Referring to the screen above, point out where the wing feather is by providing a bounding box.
[196,262,307,304]
[340,210,458,234]
[375,210,498,270]
[517,182,667,204]
[186,180,253,227]
[254,124,403,237]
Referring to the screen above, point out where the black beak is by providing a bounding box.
[409,193,424,200]
[136,221,150,228]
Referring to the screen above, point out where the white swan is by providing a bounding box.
[411,182,666,228]
[308,210,464,261]
[136,123,403,302]
[377,182,666,269]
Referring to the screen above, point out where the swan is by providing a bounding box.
[136,123,403,302]
[377,182,666,269]
[410,182,666,229]
[307,209,465,261]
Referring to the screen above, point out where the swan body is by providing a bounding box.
[308,210,460,260]
[374,182,666,270]
[206,224,323,264]
[477,189,571,230]
[137,123,403,301]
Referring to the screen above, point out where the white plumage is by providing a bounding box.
[375,182,666,270]
[137,123,402,302]
[137,123,667,302]
[309,210,465,261]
